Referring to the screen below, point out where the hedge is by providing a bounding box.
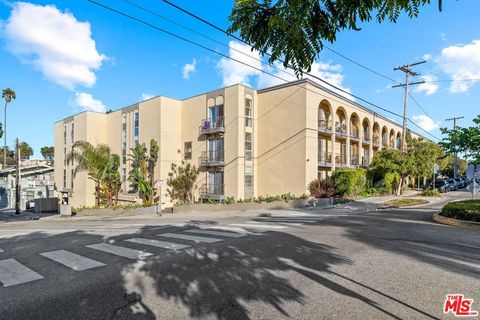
[332,168,367,198]
[441,200,480,222]
[384,172,401,193]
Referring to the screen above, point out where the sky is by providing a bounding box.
[0,0,479,158]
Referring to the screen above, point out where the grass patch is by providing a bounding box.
[441,200,480,222]
[383,198,429,207]
[420,189,441,197]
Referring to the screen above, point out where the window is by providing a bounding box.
[63,169,67,189]
[71,122,75,143]
[122,168,126,182]
[134,111,139,136]
[71,169,74,189]
[245,98,253,127]
[63,125,67,144]
[245,132,252,161]
[134,139,139,147]
[245,166,253,198]
[63,147,67,166]
[184,141,192,160]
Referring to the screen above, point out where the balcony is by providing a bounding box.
[335,153,348,167]
[350,127,361,142]
[335,122,348,138]
[318,119,333,134]
[373,137,382,148]
[199,117,225,135]
[350,154,360,168]
[362,131,371,144]
[199,183,224,201]
[318,152,332,167]
[199,150,225,167]
[361,157,370,168]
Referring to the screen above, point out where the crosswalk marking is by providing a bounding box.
[157,233,223,243]
[125,238,190,250]
[230,223,287,229]
[0,248,4,254]
[0,259,43,287]
[40,250,105,271]
[185,229,247,238]
[86,243,152,260]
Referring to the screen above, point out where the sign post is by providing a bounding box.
[466,164,479,199]
[433,164,439,188]
[156,180,164,216]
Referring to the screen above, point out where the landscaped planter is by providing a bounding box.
[173,199,327,213]
[73,205,157,216]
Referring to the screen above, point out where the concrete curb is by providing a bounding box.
[432,213,480,230]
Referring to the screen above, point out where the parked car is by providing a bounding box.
[428,179,450,193]
[446,178,458,191]
[26,200,35,210]
[454,178,465,189]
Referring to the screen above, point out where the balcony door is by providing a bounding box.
[208,171,223,194]
[209,104,224,124]
[208,138,224,161]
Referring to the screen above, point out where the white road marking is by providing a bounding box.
[86,243,152,260]
[0,259,43,287]
[125,238,190,250]
[157,233,223,243]
[230,223,287,229]
[40,250,105,271]
[0,248,4,254]
[184,229,247,238]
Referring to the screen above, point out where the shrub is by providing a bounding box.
[441,200,480,222]
[308,178,336,198]
[421,189,440,197]
[332,168,367,198]
[224,196,235,204]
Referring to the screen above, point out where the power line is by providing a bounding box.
[87,0,439,141]
[408,93,440,124]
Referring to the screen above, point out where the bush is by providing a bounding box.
[308,178,336,198]
[384,172,401,193]
[332,168,367,198]
[421,189,440,197]
[441,200,480,222]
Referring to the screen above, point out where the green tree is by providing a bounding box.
[40,146,55,161]
[166,159,199,203]
[2,88,16,166]
[100,154,122,206]
[228,1,442,76]
[19,142,33,160]
[128,139,159,206]
[439,154,468,177]
[67,141,112,206]
[440,115,480,164]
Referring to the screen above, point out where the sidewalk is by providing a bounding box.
[356,189,419,204]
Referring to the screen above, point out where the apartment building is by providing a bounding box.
[54,79,422,207]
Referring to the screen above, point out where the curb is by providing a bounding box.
[432,213,480,230]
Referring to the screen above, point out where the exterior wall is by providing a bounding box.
[54,79,426,207]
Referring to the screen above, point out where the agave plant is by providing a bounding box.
[308,178,336,198]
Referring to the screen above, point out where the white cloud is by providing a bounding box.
[141,93,155,100]
[182,59,197,80]
[412,114,440,132]
[3,2,106,89]
[217,41,262,86]
[414,75,439,96]
[422,53,432,61]
[74,92,106,112]
[437,39,480,93]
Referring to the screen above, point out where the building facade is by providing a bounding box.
[54,79,421,208]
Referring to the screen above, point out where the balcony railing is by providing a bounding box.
[350,127,361,141]
[373,137,382,147]
[199,150,225,167]
[335,153,348,167]
[363,131,371,143]
[350,154,360,167]
[318,119,333,133]
[335,122,348,137]
[361,157,370,168]
[318,152,332,167]
[199,183,225,201]
[199,117,225,135]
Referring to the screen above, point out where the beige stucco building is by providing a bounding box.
[54,79,421,208]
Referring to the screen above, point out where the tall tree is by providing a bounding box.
[19,142,33,160]
[228,1,442,76]
[440,115,480,164]
[2,88,16,166]
[128,139,159,206]
[40,146,55,161]
[100,154,122,206]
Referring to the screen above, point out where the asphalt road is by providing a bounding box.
[0,192,478,319]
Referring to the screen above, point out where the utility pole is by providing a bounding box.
[15,138,20,215]
[445,116,464,179]
[392,61,426,152]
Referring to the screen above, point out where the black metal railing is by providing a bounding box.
[318,152,332,166]
[350,126,360,140]
[199,117,225,135]
[335,122,347,136]
[199,150,225,167]
[199,183,225,199]
[350,154,360,166]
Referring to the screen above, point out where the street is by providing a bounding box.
[0,192,478,320]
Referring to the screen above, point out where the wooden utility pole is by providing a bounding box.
[392,61,426,152]
[15,138,20,215]
[446,116,464,179]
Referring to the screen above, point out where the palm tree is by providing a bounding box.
[2,88,16,167]
[100,154,122,206]
[67,141,111,206]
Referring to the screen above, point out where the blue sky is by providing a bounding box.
[0,0,479,158]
